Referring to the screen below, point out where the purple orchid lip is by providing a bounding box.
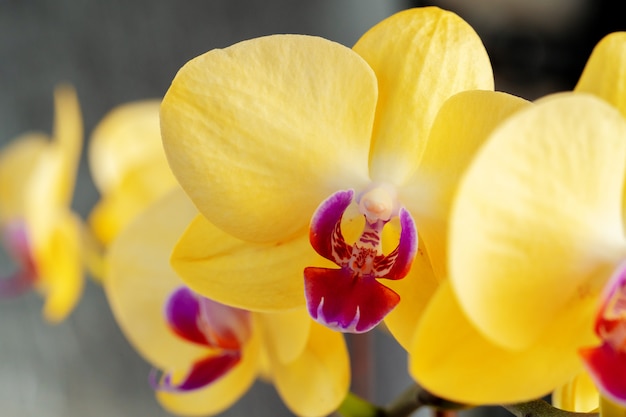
[580,262,626,405]
[304,189,418,333]
[0,220,37,297]
[156,286,251,392]
[164,286,251,350]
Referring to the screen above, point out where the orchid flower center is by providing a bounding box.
[304,187,418,333]
[151,286,251,392]
[580,262,626,405]
[0,220,37,297]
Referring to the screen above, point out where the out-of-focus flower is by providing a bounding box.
[0,85,84,322]
[411,32,626,406]
[88,100,178,249]
[161,7,496,336]
[553,372,599,413]
[105,188,349,417]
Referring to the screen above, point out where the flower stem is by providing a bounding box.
[502,400,598,417]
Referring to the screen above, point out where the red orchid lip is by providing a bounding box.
[0,220,37,297]
[304,189,418,333]
[150,351,242,392]
[580,262,626,405]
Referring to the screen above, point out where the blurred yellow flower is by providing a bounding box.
[553,372,599,413]
[0,85,84,322]
[105,188,349,417]
[411,32,626,405]
[161,7,496,338]
[88,100,178,248]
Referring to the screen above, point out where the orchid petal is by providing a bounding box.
[49,85,82,208]
[161,35,376,243]
[88,100,164,193]
[402,90,530,279]
[410,281,598,404]
[450,93,626,350]
[156,331,261,417]
[353,7,494,184]
[268,320,350,417]
[88,160,178,246]
[575,32,626,119]
[304,266,399,333]
[254,309,311,364]
[0,134,47,222]
[171,213,331,312]
[105,187,208,369]
[36,212,84,322]
[553,372,600,412]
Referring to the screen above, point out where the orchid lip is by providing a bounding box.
[0,220,37,297]
[153,286,250,392]
[164,286,251,350]
[150,350,242,392]
[304,188,418,333]
[580,261,626,405]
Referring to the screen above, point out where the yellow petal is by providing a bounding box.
[600,396,626,417]
[172,213,332,311]
[402,90,530,280]
[89,100,164,193]
[383,234,439,350]
[553,371,599,413]
[254,308,311,364]
[50,84,83,208]
[161,34,376,243]
[88,160,178,246]
[0,134,48,222]
[36,212,84,322]
[105,187,208,369]
[25,87,82,244]
[575,32,626,118]
[410,281,597,404]
[450,93,626,350]
[156,331,261,417]
[267,320,350,417]
[353,7,494,184]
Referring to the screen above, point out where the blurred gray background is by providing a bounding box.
[0,1,623,416]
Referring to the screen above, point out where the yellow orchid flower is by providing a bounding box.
[161,6,495,337]
[105,187,349,417]
[88,100,178,248]
[0,85,84,322]
[411,32,626,406]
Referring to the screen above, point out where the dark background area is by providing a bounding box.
[0,1,624,416]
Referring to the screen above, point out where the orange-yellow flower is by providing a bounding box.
[411,32,626,406]
[105,188,350,416]
[161,7,499,340]
[0,85,84,322]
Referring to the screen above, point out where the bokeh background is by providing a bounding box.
[0,1,623,416]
